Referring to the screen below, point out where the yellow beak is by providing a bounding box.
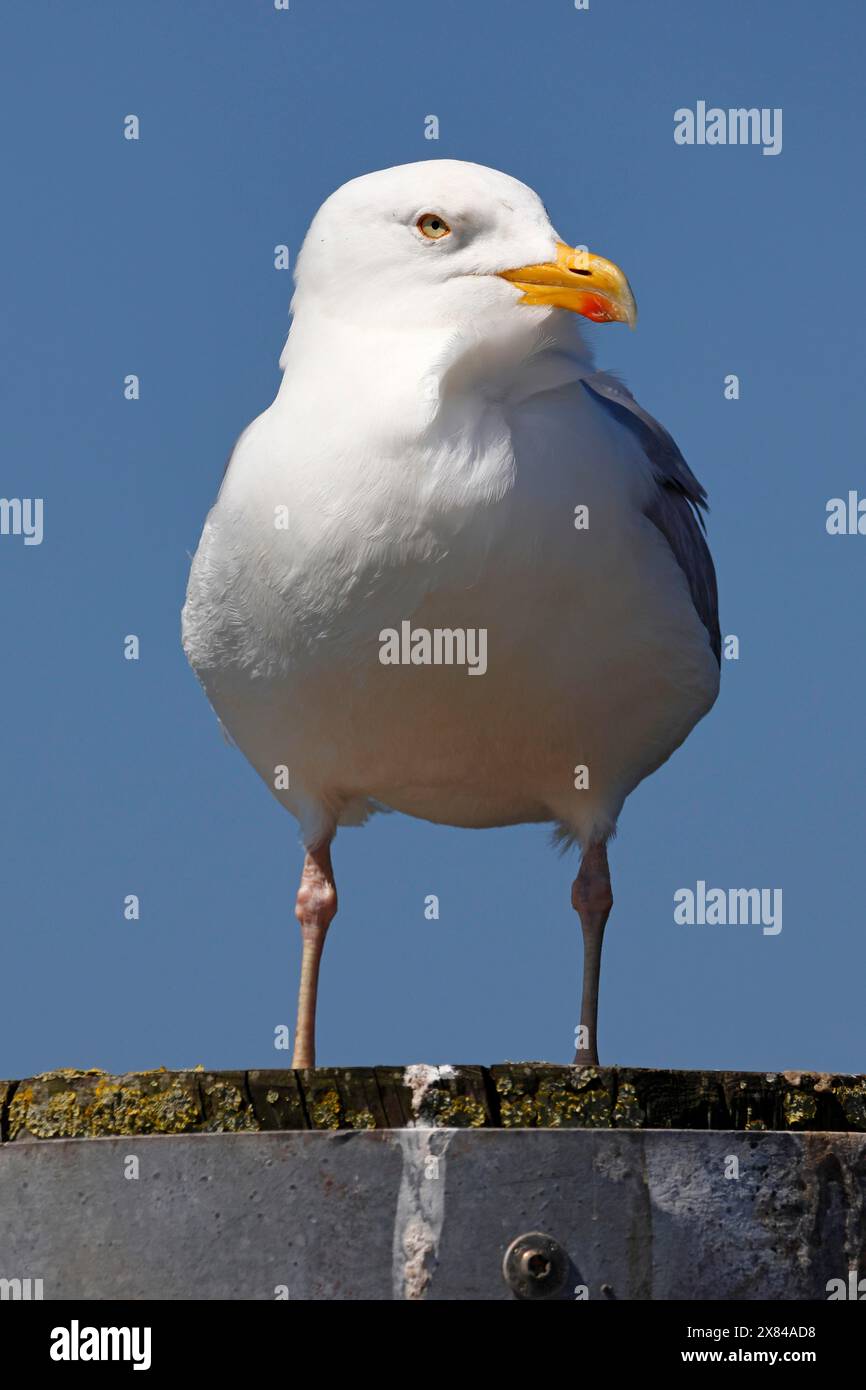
[499,241,637,328]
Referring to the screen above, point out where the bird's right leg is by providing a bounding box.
[291,841,337,1069]
[572,841,613,1066]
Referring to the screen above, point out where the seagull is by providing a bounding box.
[182,160,720,1069]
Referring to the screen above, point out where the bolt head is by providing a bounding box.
[502,1231,568,1300]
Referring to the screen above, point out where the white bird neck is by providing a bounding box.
[275,305,594,445]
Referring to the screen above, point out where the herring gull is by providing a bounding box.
[182,159,720,1067]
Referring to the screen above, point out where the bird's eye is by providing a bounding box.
[417,213,451,240]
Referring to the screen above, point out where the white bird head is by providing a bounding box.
[290,160,636,339]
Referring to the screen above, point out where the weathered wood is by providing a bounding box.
[6,1068,204,1140]
[372,1067,414,1127]
[490,1063,616,1127]
[246,1068,307,1130]
[2,1066,865,1138]
[196,1070,259,1132]
[296,1067,386,1130]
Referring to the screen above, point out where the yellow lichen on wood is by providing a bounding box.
[9,1072,202,1139]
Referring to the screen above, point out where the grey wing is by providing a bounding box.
[582,370,721,666]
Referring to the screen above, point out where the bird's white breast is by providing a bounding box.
[183,323,718,845]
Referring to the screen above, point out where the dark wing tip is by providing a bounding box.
[582,374,721,666]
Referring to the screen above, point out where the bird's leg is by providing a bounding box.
[291,842,337,1069]
[572,841,613,1066]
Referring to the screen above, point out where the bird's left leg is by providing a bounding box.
[291,841,337,1069]
[572,841,613,1066]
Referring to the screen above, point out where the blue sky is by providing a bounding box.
[2,0,865,1079]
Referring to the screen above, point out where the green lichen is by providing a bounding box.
[344,1108,377,1130]
[496,1070,612,1128]
[613,1082,643,1128]
[496,1074,538,1129]
[9,1073,203,1139]
[9,1086,78,1139]
[202,1081,259,1133]
[309,1088,343,1129]
[417,1091,487,1128]
[783,1089,817,1128]
[89,1078,201,1136]
[834,1084,866,1130]
[37,1068,108,1080]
